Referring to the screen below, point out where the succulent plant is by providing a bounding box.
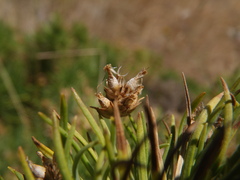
[7,65,240,180]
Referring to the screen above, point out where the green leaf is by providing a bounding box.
[64,117,77,168]
[217,78,233,165]
[95,150,110,180]
[8,167,24,180]
[196,123,208,156]
[72,141,98,179]
[18,147,35,180]
[181,92,223,180]
[72,88,105,145]
[52,111,73,180]
[38,112,98,162]
[124,123,137,144]
[60,94,69,131]
[136,113,149,180]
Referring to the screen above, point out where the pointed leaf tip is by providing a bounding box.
[220,77,229,91]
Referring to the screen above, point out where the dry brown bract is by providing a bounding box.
[91,64,147,118]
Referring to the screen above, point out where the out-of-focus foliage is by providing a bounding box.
[0,18,162,178]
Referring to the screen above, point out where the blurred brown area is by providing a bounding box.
[1,0,239,86]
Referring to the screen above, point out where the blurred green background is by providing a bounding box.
[0,1,240,179]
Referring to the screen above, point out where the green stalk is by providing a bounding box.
[181,92,223,180]
[60,94,69,131]
[38,112,98,161]
[52,111,73,180]
[162,134,172,162]
[129,115,137,132]
[8,167,24,180]
[141,111,149,160]
[124,123,137,144]
[18,147,35,180]
[136,113,149,180]
[95,150,110,180]
[38,112,95,175]
[72,88,105,145]
[217,78,233,165]
[104,129,119,179]
[196,123,208,156]
[64,117,77,167]
[72,141,98,179]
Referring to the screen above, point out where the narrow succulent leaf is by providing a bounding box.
[129,115,137,132]
[39,111,80,151]
[207,104,224,127]
[100,118,111,135]
[52,111,73,180]
[18,147,35,180]
[8,167,24,180]
[181,92,223,180]
[104,130,116,164]
[72,88,105,145]
[38,112,98,162]
[233,105,240,122]
[72,141,98,179]
[136,113,149,180]
[178,92,206,136]
[70,125,98,161]
[39,112,93,173]
[124,123,137,144]
[167,114,178,178]
[192,126,224,180]
[95,150,110,180]
[104,130,119,179]
[95,150,105,180]
[160,143,170,149]
[60,94,69,131]
[170,115,177,146]
[140,111,149,160]
[230,77,240,92]
[217,78,233,165]
[31,136,54,159]
[169,115,178,180]
[64,117,77,166]
[162,134,172,162]
[196,123,208,156]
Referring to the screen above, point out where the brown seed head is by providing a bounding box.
[91,64,147,118]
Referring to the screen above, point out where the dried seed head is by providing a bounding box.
[27,151,62,180]
[104,64,121,92]
[27,157,46,179]
[91,64,147,118]
[125,69,147,92]
[96,92,112,108]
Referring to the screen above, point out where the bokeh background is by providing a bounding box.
[0,0,240,178]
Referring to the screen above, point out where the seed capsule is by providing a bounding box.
[92,64,147,118]
[27,158,46,178]
[104,64,121,92]
[125,69,147,92]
